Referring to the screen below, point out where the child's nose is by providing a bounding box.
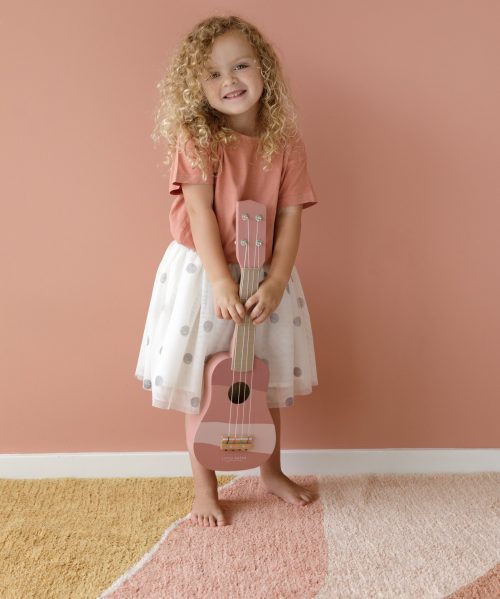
[223,73,238,86]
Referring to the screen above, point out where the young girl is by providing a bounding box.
[135,15,319,527]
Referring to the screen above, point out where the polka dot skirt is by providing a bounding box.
[134,241,318,414]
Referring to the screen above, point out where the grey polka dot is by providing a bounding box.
[285,396,294,407]
[180,325,189,336]
[159,272,167,283]
[159,346,163,354]
[203,320,213,332]
[297,297,304,308]
[155,375,163,385]
[146,335,150,345]
[143,379,152,389]
[183,353,193,364]
[293,316,302,326]
[294,367,302,377]
[270,313,279,323]
[190,396,200,408]
[186,263,197,273]
[286,284,290,294]
[262,358,269,366]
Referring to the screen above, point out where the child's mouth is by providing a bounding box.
[224,90,246,100]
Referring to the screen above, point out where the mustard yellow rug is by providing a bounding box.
[0,476,233,599]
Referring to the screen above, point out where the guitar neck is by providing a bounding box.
[231,267,261,372]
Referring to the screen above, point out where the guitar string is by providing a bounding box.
[236,215,252,441]
[245,217,260,438]
[227,225,248,440]
[227,210,261,444]
[240,215,256,441]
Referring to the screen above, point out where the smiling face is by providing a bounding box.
[199,30,264,136]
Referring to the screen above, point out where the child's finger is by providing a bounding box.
[251,303,265,320]
[245,296,257,311]
[228,304,243,324]
[252,308,268,325]
[235,302,246,319]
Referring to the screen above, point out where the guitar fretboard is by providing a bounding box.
[231,267,261,372]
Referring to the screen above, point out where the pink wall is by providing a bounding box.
[1,1,499,453]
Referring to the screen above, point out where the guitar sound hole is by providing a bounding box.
[228,382,250,404]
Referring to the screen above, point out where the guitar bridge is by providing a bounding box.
[220,435,253,451]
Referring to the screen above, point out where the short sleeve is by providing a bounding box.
[169,137,214,196]
[277,135,318,209]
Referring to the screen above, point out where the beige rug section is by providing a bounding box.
[0,476,234,599]
[314,472,500,598]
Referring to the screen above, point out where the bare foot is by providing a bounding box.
[260,471,317,506]
[189,488,228,527]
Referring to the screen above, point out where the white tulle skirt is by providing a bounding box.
[134,241,318,414]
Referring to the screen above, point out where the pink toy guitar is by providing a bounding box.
[186,200,276,471]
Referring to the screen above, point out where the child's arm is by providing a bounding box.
[245,205,302,324]
[183,183,246,325]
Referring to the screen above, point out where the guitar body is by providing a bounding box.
[186,353,275,471]
[186,200,276,472]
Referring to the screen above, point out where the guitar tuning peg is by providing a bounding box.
[255,214,264,222]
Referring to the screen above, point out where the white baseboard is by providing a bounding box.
[0,449,499,479]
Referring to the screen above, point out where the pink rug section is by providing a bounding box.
[105,475,327,598]
[445,563,500,599]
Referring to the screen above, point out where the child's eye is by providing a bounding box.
[206,64,248,80]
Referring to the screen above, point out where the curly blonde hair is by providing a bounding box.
[151,14,300,182]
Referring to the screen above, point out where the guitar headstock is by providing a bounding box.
[235,200,266,269]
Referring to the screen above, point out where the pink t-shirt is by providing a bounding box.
[168,131,318,264]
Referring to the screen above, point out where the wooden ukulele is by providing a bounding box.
[186,200,276,471]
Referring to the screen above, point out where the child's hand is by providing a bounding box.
[245,276,286,325]
[212,278,246,324]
